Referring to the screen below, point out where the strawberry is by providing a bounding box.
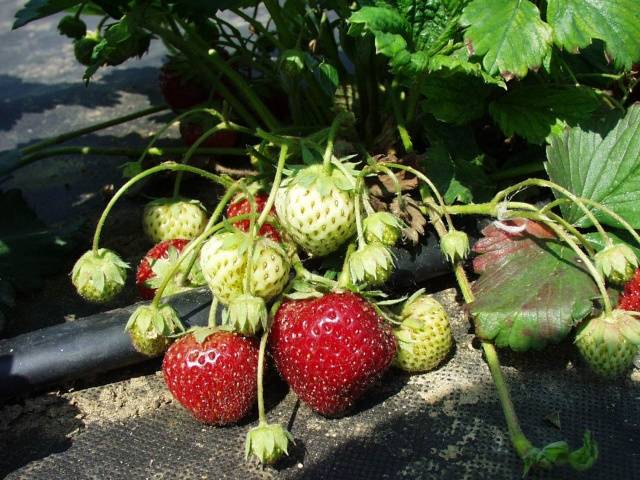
[363,212,403,247]
[594,243,638,286]
[71,248,129,303]
[269,292,397,416]
[226,193,281,241]
[179,117,238,149]
[126,303,183,357]
[348,242,395,287]
[73,31,100,66]
[159,60,210,111]
[619,268,640,311]
[162,330,259,425]
[135,239,205,300]
[199,231,290,304]
[575,310,640,378]
[142,197,208,244]
[392,293,453,372]
[440,229,470,263]
[275,164,356,257]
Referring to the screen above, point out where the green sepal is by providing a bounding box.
[245,423,294,465]
[125,303,183,357]
[440,229,470,263]
[227,294,268,336]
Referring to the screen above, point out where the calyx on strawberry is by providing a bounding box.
[125,303,183,357]
[227,294,268,336]
[245,422,294,464]
[269,292,397,416]
[275,163,357,257]
[575,310,640,378]
[393,293,453,373]
[594,243,638,286]
[159,58,210,111]
[179,113,238,149]
[199,231,290,304]
[363,212,403,247]
[162,329,259,425]
[348,242,395,287]
[440,229,470,263]
[142,197,208,244]
[226,192,281,241]
[72,248,129,303]
[136,239,205,300]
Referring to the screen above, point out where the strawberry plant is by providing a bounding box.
[6,0,640,475]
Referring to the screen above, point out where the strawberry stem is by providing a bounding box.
[256,329,269,425]
[322,112,349,174]
[354,179,366,249]
[257,144,288,230]
[337,243,357,290]
[92,162,231,253]
[390,79,414,153]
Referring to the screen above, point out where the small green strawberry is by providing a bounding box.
[594,243,638,286]
[348,242,395,287]
[363,212,403,247]
[575,309,640,378]
[199,232,290,304]
[275,164,356,257]
[245,422,294,465]
[393,293,453,372]
[142,197,208,244]
[125,303,184,357]
[71,248,129,303]
[58,15,86,39]
[73,31,100,66]
[440,229,470,263]
[226,294,268,335]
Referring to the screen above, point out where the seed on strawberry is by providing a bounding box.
[199,231,290,305]
[275,164,356,257]
[162,329,259,425]
[125,303,183,357]
[71,248,129,303]
[269,292,396,416]
[142,197,208,244]
[159,60,210,111]
[363,212,403,247]
[393,294,453,373]
[135,239,205,300]
[226,193,281,241]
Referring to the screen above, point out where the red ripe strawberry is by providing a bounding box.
[159,62,210,111]
[162,331,259,425]
[618,268,640,311]
[269,292,397,416]
[179,119,238,149]
[226,193,281,242]
[136,239,192,300]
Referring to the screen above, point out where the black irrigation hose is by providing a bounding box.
[0,234,466,400]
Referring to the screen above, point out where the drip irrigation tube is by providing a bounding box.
[0,234,460,400]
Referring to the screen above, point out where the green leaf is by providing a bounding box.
[489,85,602,144]
[546,104,640,228]
[460,0,552,78]
[13,0,82,29]
[584,230,640,259]
[470,220,598,351]
[0,189,77,292]
[547,0,640,70]
[348,6,411,40]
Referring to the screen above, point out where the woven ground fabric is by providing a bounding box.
[3,289,638,480]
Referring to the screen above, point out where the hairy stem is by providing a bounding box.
[256,329,269,425]
[323,112,349,174]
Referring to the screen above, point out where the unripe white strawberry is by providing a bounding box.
[143,197,208,243]
[71,248,129,303]
[575,309,640,378]
[275,164,356,257]
[393,294,453,372]
[199,232,290,304]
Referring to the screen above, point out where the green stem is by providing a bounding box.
[256,329,269,425]
[323,112,349,173]
[257,145,288,229]
[92,162,230,253]
[354,180,366,249]
[208,297,219,327]
[292,254,337,288]
[263,0,294,47]
[20,105,167,156]
[443,202,497,216]
[230,8,284,51]
[337,243,356,289]
[492,178,612,248]
[405,74,424,126]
